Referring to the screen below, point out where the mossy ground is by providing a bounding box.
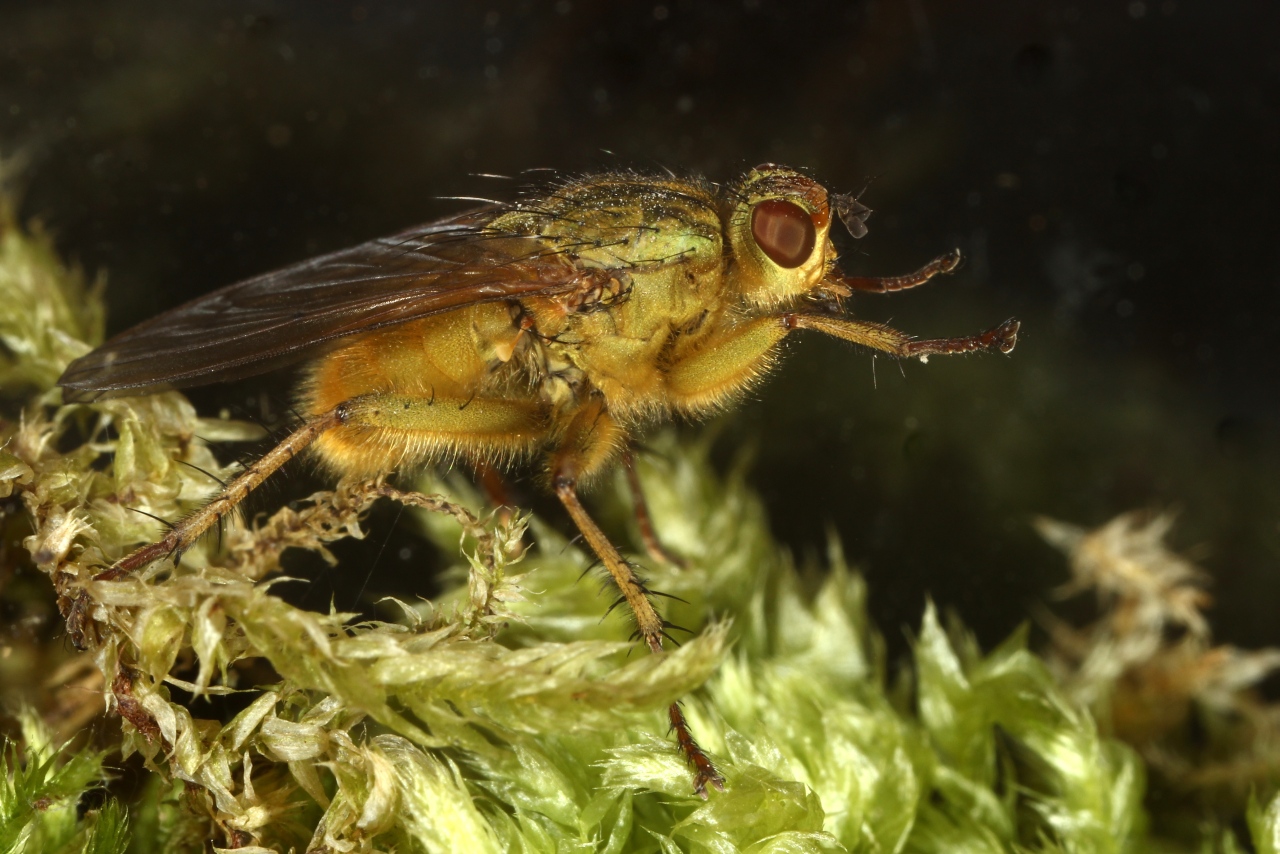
[1,175,1278,853]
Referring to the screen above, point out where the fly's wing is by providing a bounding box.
[58,211,591,400]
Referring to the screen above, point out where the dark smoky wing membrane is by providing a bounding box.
[58,211,594,400]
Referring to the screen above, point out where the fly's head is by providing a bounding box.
[725,164,869,311]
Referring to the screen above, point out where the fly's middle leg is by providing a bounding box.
[548,397,724,796]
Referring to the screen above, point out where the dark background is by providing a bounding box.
[3,0,1277,655]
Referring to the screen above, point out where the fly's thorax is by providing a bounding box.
[517,295,661,422]
[496,174,737,422]
[722,164,838,311]
[531,342,586,412]
[493,173,724,276]
[518,252,734,423]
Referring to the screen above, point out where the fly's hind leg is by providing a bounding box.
[320,393,547,477]
[99,408,347,580]
[102,392,547,581]
[622,448,685,568]
[549,398,723,796]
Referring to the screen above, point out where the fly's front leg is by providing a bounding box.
[549,398,723,795]
[785,313,1020,359]
[831,248,962,294]
[665,317,792,413]
[664,310,1019,415]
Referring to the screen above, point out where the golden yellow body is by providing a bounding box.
[59,165,1019,795]
[306,176,734,480]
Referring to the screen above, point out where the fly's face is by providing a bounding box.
[723,164,839,310]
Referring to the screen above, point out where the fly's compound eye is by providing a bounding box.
[751,198,816,269]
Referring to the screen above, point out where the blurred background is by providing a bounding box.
[1,0,1276,658]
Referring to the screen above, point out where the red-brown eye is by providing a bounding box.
[751,198,816,268]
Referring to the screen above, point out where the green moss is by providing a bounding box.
[1,167,1277,852]
[0,710,120,854]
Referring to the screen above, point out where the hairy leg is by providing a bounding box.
[622,448,685,568]
[548,397,723,795]
[102,392,547,579]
